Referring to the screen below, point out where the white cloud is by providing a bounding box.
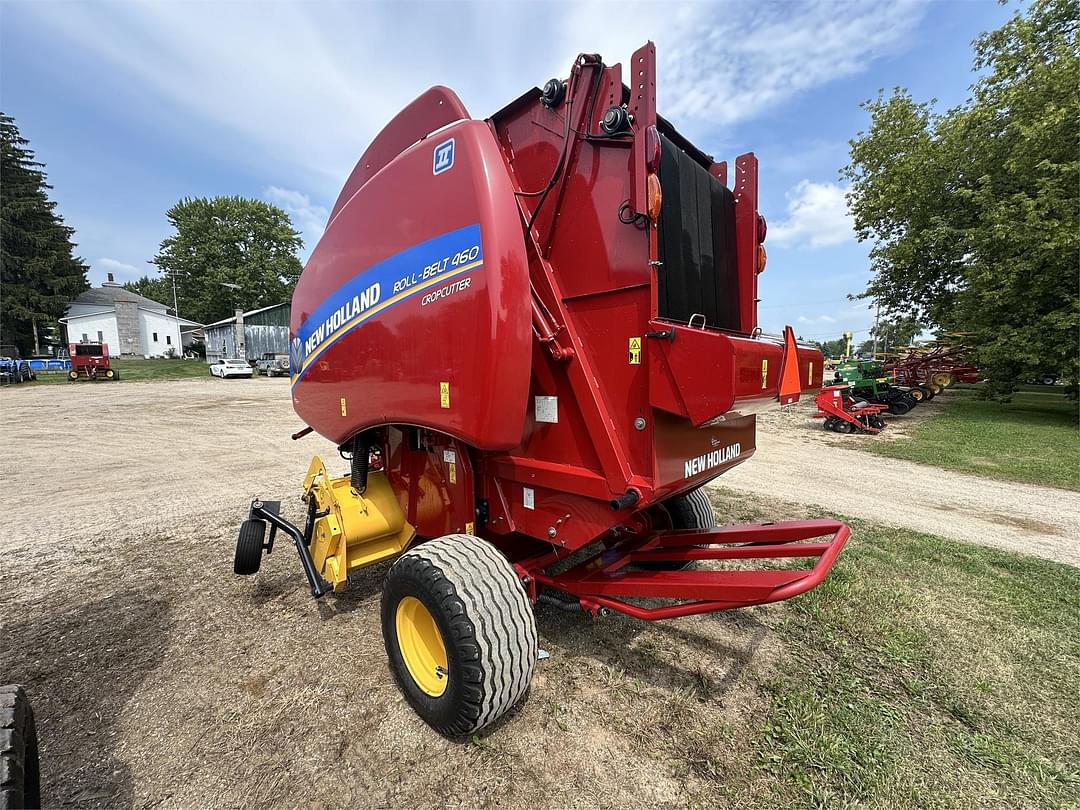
[656,1,920,126]
[93,257,142,283]
[564,1,925,129]
[797,314,837,325]
[264,186,329,252]
[18,1,926,192]
[768,180,853,248]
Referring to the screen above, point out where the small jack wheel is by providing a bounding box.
[234,519,267,575]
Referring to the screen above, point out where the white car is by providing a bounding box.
[209,358,253,378]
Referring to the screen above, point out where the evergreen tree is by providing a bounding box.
[0,113,89,355]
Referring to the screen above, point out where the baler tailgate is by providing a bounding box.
[533,518,849,620]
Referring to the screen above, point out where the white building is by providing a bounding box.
[61,274,201,358]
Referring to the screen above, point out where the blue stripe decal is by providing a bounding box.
[290,223,483,384]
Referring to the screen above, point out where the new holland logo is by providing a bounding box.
[433,138,455,175]
[684,443,742,479]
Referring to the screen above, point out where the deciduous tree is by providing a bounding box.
[152,196,303,324]
[843,0,1078,396]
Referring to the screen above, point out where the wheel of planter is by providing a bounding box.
[887,399,911,415]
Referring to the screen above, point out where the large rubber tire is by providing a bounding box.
[908,387,925,403]
[381,534,536,736]
[67,371,78,381]
[666,487,715,532]
[637,488,715,571]
[0,685,40,810]
[234,519,266,575]
[887,399,912,415]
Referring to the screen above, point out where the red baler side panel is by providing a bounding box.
[291,119,532,449]
[328,86,470,222]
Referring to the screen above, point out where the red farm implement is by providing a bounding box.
[67,342,118,381]
[233,43,850,736]
[815,385,888,434]
[884,339,979,392]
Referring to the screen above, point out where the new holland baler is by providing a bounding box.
[234,43,849,736]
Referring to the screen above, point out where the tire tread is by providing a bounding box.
[0,685,40,810]
[388,534,536,735]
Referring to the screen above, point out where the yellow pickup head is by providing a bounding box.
[303,455,415,591]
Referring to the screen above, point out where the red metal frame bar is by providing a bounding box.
[528,518,849,620]
[814,385,887,433]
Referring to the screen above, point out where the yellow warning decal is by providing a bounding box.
[340,397,348,416]
[628,336,642,365]
[761,359,768,389]
[808,361,814,386]
[448,462,457,484]
[465,521,475,535]
[439,382,450,408]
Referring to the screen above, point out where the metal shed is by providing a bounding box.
[205,303,291,365]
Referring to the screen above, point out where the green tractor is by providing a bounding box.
[831,360,921,415]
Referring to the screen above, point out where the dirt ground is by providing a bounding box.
[1,379,1077,808]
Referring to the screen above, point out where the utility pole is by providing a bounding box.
[871,303,880,357]
[170,271,180,321]
[152,261,184,359]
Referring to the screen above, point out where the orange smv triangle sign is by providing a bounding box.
[778,325,803,406]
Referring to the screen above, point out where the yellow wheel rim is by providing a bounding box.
[395,596,448,697]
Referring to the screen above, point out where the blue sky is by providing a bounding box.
[2,0,1012,340]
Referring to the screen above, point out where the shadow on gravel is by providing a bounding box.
[536,605,769,702]
[244,551,390,617]
[0,586,171,809]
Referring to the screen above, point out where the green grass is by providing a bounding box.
[31,357,215,384]
[553,487,1080,808]
[865,385,1079,490]
[751,516,1080,808]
